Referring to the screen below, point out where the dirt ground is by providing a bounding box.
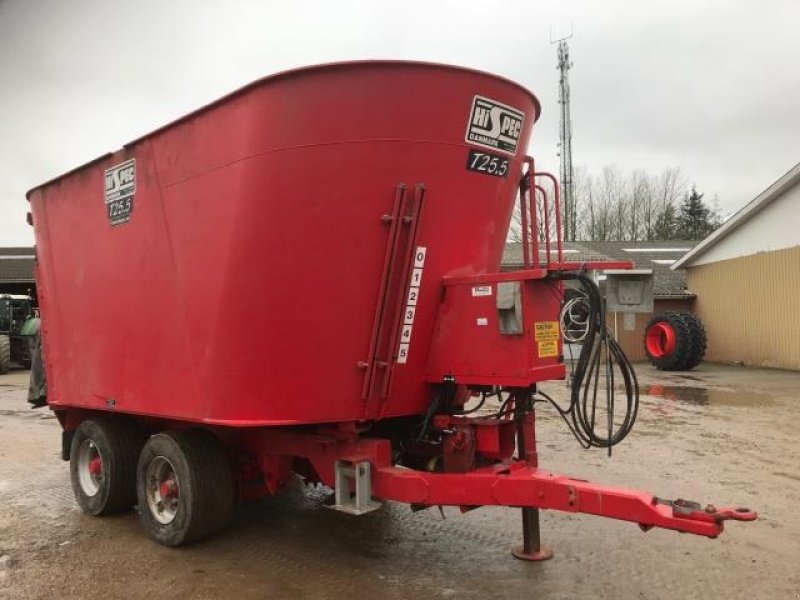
[1,363,798,599]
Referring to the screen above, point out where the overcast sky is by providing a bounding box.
[1,0,797,245]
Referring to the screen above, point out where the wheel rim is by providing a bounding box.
[145,456,180,524]
[645,322,676,358]
[77,439,103,497]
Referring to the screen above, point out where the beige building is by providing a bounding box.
[673,162,800,370]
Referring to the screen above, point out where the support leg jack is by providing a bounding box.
[512,507,553,561]
[511,390,553,562]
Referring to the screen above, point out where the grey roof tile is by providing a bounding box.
[0,247,35,282]
[502,240,699,298]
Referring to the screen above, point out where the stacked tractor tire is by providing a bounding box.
[0,335,10,374]
[644,312,706,371]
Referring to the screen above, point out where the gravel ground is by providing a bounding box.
[1,363,798,599]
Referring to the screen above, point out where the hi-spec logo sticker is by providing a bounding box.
[104,159,136,226]
[465,96,524,155]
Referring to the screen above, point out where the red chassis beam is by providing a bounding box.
[241,429,756,539]
[372,462,755,538]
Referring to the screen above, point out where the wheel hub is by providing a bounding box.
[77,439,103,497]
[645,322,676,358]
[146,456,180,524]
[88,456,102,476]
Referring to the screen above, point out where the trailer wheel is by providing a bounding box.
[136,429,234,546]
[644,312,692,371]
[0,335,10,374]
[69,418,145,516]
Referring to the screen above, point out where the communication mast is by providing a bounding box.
[553,30,575,241]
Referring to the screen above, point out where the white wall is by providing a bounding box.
[692,182,800,266]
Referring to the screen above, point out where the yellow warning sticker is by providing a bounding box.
[538,340,559,358]
[534,321,560,341]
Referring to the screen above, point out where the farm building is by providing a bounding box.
[673,162,800,370]
[0,246,36,296]
[502,241,697,361]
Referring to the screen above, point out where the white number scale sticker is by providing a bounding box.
[397,246,427,364]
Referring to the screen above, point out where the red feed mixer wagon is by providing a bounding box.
[26,61,754,557]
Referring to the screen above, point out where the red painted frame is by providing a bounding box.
[234,409,755,538]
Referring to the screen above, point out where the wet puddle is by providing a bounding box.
[643,385,773,407]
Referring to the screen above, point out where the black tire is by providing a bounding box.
[0,335,10,374]
[10,336,32,368]
[679,312,707,370]
[644,312,693,371]
[136,429,234,546]
[69,418,146,516]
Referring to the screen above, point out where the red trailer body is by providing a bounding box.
[27,61,754,555]
[30,62,542,425]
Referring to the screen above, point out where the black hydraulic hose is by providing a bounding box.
[416,387,442,442]
[547,272,639,451]
[496,392,512,415]
[416,274,638,453]
[456,391,488,415]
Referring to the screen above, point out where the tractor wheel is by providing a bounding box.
[678,312,707,370]
[19,339,33,368]
[644,312,693,371]
[136,429,234,546]
[10,336,32,368]
[0,335,10,374]
[70,418,146,516]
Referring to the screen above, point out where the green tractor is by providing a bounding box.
[0,294,40,374]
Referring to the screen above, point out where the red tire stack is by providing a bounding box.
[644,312,707,371]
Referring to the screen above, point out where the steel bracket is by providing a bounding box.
[329,459,382,516]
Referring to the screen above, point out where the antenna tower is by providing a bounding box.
[553,30,575,241]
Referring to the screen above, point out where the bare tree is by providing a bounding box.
[572,165,594,240]
[508,195,524,243]
[512,163,704,243]
[634,171,658,240]
[653,167,688,239]
[592,165,625,241]
[628,169,652,241]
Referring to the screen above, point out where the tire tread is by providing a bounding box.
[175,430,235,543]
[70,417,145,515]
[137,429,234,545]
[678,312,707,370]
[0,335,10,375]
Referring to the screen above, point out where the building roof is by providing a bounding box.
[502,240,697,298]
[0,247,35,282]
[502,242,610,266]
[672,162,800,270]
[2,241,696,297]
